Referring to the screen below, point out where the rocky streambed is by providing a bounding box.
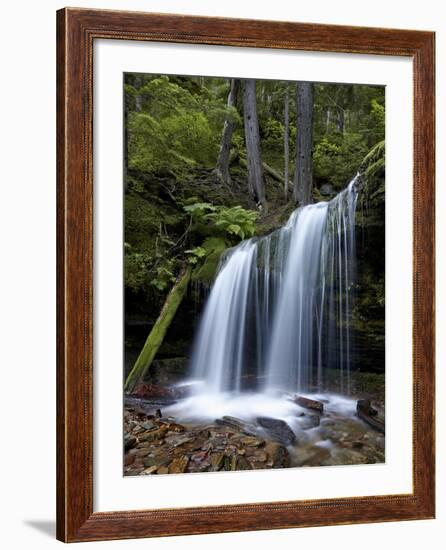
[123,390,385,476]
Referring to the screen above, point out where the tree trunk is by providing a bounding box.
[243,79,267,211]
[239,158,290,188]
[293,82,313,206]
[215,79,240,186]
[124,265,192,393]
[134,75,142,112]
[284,84,290,200]
[337,106,345,134]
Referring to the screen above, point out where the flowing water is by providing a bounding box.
[189,176,360,399]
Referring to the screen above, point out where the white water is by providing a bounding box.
[188,178,360,404]
[165,389,357,437]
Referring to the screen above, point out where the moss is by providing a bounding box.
[192,237,228,284]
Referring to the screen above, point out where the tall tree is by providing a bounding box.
[284,84,290,200]
[294,81,313,206]
[243,79,266,210]
[134,75,142,112]
[215,79,240,186]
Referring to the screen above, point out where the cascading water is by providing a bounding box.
[189,176,360,397]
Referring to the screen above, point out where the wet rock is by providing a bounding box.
[293,446,331,467]
[222,454,233,471]
[141,421,157,431]
[188,439,207,452]
[142,465,158,475]
[376,436,385,450]
[135,448,152,458]
[215,416,258,437]
[143,455,171,469]
[240,436,264,447]
[124,434,138,451]
[210,453,225,471]
[168,456,189,474]
[327,448,370,465]
[256,417,296,446]
[264,441,289,468]
[190,450,209,462]
[132,383,173,399]
[188,461,211,473]
[248,449,268,463]
[293,395,324,413]
[170,384,194,399]
[165,434,194,448]
[357,399,385,433]
[164,422,185,433]
[124,453,135,466]
[299,414,320,430]
[230,455,238,470]
[139,425,168,442]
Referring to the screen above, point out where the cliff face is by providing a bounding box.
[352,141,385,373]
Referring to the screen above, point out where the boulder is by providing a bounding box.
[293,395,324,413]
[256,417,296,446]
[299,414,321,430]
[215,416,258,437]
[356,399,385,433]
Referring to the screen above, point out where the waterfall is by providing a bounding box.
[190,177,359,396]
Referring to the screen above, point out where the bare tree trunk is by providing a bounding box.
[293,82,313,206]
[337,107,345,134]
[284,84,290,200]
[134,75,142,112]
[243,79,267,211]
[215,79,240,186]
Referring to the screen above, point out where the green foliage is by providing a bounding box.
[151,260,177,291]
[183,202,216,218]
[313,133,368,189]
[124,190,185,295]
[123,74,386,379]
[207,205,258,239]
[126,75,237,180]
[184,202,258,240]
[185,246,208,264]
[369,100,385,145]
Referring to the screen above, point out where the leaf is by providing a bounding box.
[227,224,241,235]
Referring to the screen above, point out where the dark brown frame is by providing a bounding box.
[57,7,435,542]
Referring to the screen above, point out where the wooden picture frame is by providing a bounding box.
[56,7,435,542]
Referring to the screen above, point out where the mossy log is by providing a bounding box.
[124,265,192,393]
[240,157,292,189]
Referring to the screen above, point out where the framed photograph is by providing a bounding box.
[56,8,435,542]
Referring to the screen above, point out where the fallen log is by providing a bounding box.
[239,158,293,189]
[356,399,385,434]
